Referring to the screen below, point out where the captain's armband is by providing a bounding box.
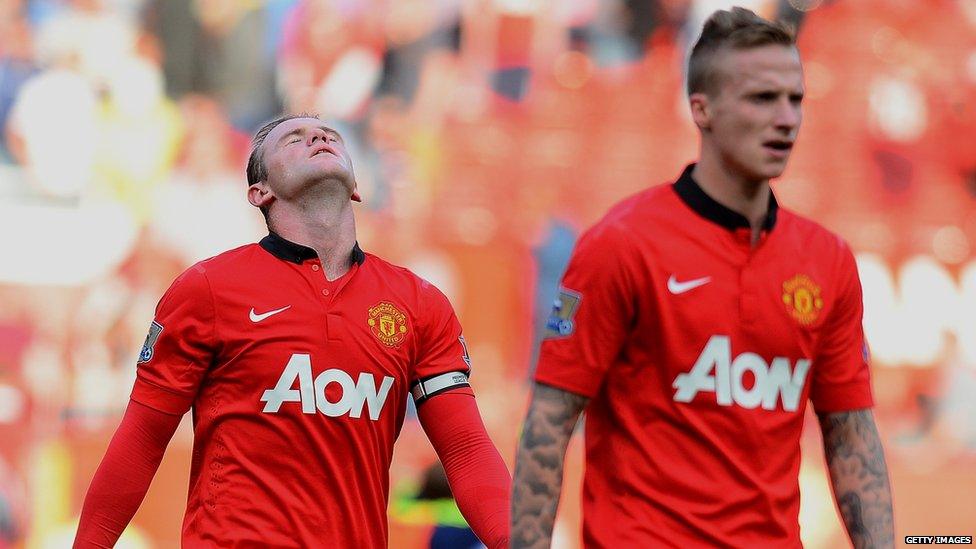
[410,371,470,404]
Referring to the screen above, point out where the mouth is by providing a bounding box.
[311,146,338,158]
[762,139,793,156]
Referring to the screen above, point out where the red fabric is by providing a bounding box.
[417,393,510,549]
[74,400,182,549]
[130,239,474,547]
[535,167,873,547]
[807,244,874,413]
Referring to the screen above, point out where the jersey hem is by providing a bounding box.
[811,381,874,413]
[130,376,194,415]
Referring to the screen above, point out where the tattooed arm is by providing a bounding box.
[819,409,894,549]
[511,383,589,549]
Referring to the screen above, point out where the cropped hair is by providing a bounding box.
[245,113,318,224]
[687,7,796,96]
[246,113,318,187]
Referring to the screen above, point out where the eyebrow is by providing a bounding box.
[276,125,344,145]
[741,86,804,96]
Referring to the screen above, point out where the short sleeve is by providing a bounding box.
[809,244,874,413]
[130,264,218,415]
[410,281,474,404]
[534,221,635,398]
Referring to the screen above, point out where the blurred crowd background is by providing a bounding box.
[0,0,974,547]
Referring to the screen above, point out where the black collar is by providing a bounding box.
[259,232,366,265]
[672,163,778,231]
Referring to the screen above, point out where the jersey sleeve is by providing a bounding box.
[534,221,635,398]
[809,243,874,413]
[410,280,474,404]
[130,264,218,415]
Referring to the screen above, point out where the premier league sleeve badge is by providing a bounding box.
[544,288,582,339]
[137,321,164,363]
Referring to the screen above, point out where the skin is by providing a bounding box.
[247,117,360,280]
[820,409,895,549]
[511,45,894,549]
[510,384,587,549]
[690,44,804,240]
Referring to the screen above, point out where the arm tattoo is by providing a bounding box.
[511,383,588,549]
[819,409,894,549]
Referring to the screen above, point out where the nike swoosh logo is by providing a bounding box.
[667,275,711,295]
[249,305,291,322]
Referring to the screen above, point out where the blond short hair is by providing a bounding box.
[687,7,796,96]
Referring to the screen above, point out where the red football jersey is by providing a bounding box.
[535,165,873,548]
[132,233,473,548]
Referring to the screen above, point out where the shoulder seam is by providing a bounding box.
[199,267,220,354]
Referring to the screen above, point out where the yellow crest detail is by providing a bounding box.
[367,302,408,347]
[781,274,824,325]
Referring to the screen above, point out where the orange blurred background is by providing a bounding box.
[0,0,974,547]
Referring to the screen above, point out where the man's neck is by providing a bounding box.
[271,200,357,281]
[693,152,772,244]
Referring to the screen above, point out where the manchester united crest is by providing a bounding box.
[782,274,824,325]
[367,301,408,347]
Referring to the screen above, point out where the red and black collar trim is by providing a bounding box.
[259,231,366,265]
[672,163,778,231]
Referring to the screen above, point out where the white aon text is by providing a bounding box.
[261,353,394,420]
[672,335,811,412]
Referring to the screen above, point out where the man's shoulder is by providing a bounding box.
[362,253,432,290]
[363,253,453,305]
[185,243,264,275]
[777,208,851,255]
[581,182,679,247]
[362,252,415,279]
[166,243,263,290]
[603,182,676,223]
[777,207,844,247]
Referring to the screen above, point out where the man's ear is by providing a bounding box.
[689,92,711,131]
[247,182,274,209]
[351,179,362,202]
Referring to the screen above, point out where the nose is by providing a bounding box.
[307,127,325,145]
[306,127,336,146]
[773,98,801,132]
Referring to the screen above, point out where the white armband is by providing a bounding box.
[411,371,470,404]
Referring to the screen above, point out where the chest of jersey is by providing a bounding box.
[203,262,418,424]
[627,225,836,414]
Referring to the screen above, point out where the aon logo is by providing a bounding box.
[673,335,811,412]
[261,354,394,420]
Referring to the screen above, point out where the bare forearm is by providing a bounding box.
[820,409,894,549]
[511,383,588,549]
